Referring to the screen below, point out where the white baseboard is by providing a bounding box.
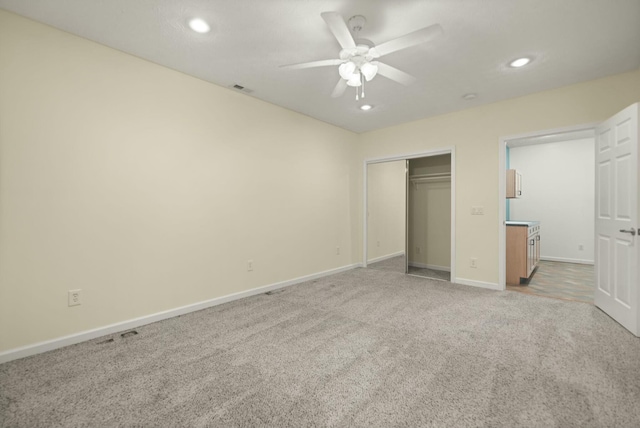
[0,263,360,364]
[540,256,594,265]
[454,278,502,291]
[408,262,451,272]
[367,251,404,265]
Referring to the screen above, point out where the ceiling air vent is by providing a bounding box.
[230,84,254,94]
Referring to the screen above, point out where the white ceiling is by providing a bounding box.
[1,0,639,133]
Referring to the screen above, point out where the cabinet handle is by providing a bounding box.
[536,235,540,241]
[530,239,535,245]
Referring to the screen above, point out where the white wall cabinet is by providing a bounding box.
[506,169,522,198]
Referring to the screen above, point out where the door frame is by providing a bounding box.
[498,122,598,290]
[363,147,456,282]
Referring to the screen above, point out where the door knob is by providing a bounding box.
[619,228,636,236]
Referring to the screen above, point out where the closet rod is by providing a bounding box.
[410,177,451,183]
[409,172,451,183]
[409,173,451,179]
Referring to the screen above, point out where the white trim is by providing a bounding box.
[408,262,451,272]
[365,148,455,165]
[498,122,598,292]
[362,146,456,285]
[0,263,360,364]
[500,123,599,146]
[450,149,457,282]
[498,137,507,291]
[540,256,594,265]
[367,251,405,264]
[454,278,501,291]
[363,160,368,268]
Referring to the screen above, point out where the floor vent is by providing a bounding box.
[230,84,254,94]
[121,330,138,338]
[97,338,114,345]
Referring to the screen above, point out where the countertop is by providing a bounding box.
[506,221,540,226]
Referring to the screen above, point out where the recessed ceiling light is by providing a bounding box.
[462,93,477,100]
[509,57,531,68]
[188,18,210,34]
[360,104,373,111]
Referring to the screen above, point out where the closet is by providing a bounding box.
[364,151,454,282]
[407,155,452,280]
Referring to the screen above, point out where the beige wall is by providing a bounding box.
[0,11,358,352]
[358,68,640,285]
[366,161,405,262]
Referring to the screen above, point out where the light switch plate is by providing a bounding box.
[471,206,484,215]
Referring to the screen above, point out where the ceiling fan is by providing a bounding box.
[281,12,443,100]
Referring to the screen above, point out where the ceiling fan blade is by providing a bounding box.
[331,78,348,98]
[280,59,343,70]
[374,24,443,57]
[376,62,416,86]
[321,12,356,49]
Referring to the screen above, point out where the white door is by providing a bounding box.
[595,103,639,335]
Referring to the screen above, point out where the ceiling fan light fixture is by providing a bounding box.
[339,61,356,80]
[360,62,378,81]
[346,72,362,87]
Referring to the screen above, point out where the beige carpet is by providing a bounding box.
[2,267,640,427]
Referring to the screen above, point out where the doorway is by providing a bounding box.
[504,130,595,303]
[500,128,596,302]
[363,148,456,282]
[499,103,639,338]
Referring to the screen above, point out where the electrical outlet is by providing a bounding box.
[470,258,478,268]
[68,289,82,306]
[416,247,421,254]
[247,259,253,271]
[336,246,340,255]
[578,244,584,251]
[377,241,380,247]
